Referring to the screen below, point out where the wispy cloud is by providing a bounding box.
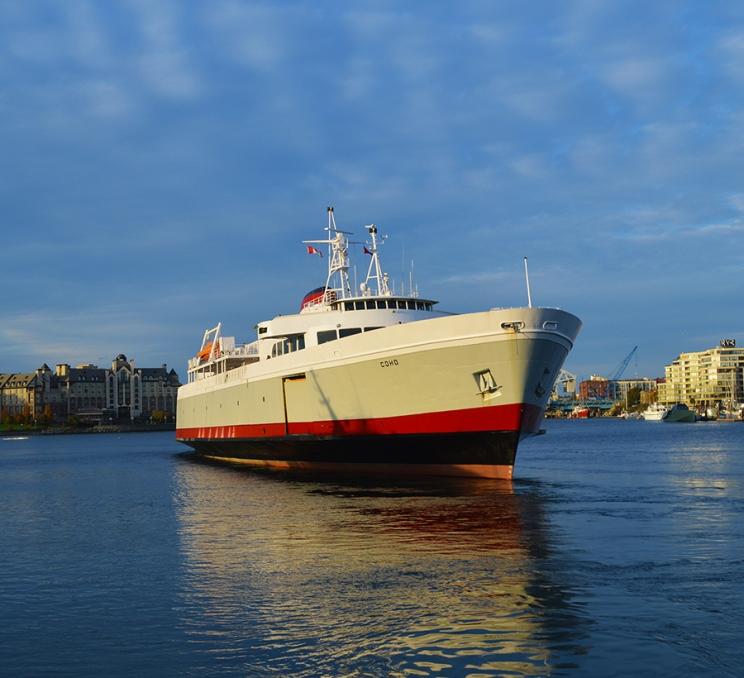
[128,0,202,99]
[439,271,512,285]
[1,1,744,377]
[205,1,287,71]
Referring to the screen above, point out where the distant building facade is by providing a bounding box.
[0,355,181,423]
[608,378,658,402]
[578,375,659,403]
[578,375,609,400]
[657,341,744,408]
[0,366,52,421]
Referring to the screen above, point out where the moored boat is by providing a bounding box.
[662,403,696,423]
[642,402,668,421]
[176,208,582,479]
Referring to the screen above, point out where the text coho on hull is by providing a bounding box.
[176,208,582,478]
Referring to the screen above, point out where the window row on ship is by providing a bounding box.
[269,326,384,357]
[332,298,433,312]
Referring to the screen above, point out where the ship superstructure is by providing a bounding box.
[176,208,581,478]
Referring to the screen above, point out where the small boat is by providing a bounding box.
[641,403,668,421]
[662,403,696,423]
[568,406,590,419]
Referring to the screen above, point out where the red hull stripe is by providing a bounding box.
[177,402,543,441]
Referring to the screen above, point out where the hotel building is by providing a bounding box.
[0,354,181,423]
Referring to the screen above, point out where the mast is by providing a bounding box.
[361,224,391,296]
[303,206,352,301]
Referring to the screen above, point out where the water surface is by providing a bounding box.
[1,420,742,676]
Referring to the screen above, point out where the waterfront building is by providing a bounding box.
[640,386,660,405]
[0,366,51,420]
[1,355,181,424]
[608,378,658,403]
[657,341,744,409]
[578,375,609,400]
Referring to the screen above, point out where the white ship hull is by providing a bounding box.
[177,307,581,478]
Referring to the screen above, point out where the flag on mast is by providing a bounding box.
[363,246,372,256]
[307,245,323,258]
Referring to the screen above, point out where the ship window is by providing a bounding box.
[271,339,290,357]
[376,300,386,309]
[425,303,432,311]
[317,330,338,345]
[344,302,353,311]
[258,326,267,334]
[354,301,364,310]
[339,328,362,338]
[397,300,406,309]
[407,300,415,310]
[364,326,382,332]
[416,301,424,310]
[365,300,375,310]
[385,300,394,309]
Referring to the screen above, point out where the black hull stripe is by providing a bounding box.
[181,431,520,466]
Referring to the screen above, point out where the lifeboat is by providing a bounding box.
[197,342,220,363]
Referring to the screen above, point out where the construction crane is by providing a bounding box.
[610,346,638,381]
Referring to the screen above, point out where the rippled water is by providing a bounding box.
[1,420,742,677]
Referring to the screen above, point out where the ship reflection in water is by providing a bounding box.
[173,456,590,676]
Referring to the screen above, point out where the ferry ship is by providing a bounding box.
[176,208,581,478]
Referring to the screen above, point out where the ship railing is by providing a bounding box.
[187,342,260,374]
[301,290,337,313]
[228,342,259,358]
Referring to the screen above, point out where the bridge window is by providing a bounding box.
[317,330,338,345]
[407,301,415,310]
[364,327,382,332]
[354,301,364,310]
[339,328,362,338]
[416,301,424,310]
[271,334,306,356]
[365,300,376,310]
[376,300,386,309]
[397,300,406,309]
[344,302,354,311]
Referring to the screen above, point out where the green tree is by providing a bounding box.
[626,387,642,410]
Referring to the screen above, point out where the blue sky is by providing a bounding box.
[2,0,743,381]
